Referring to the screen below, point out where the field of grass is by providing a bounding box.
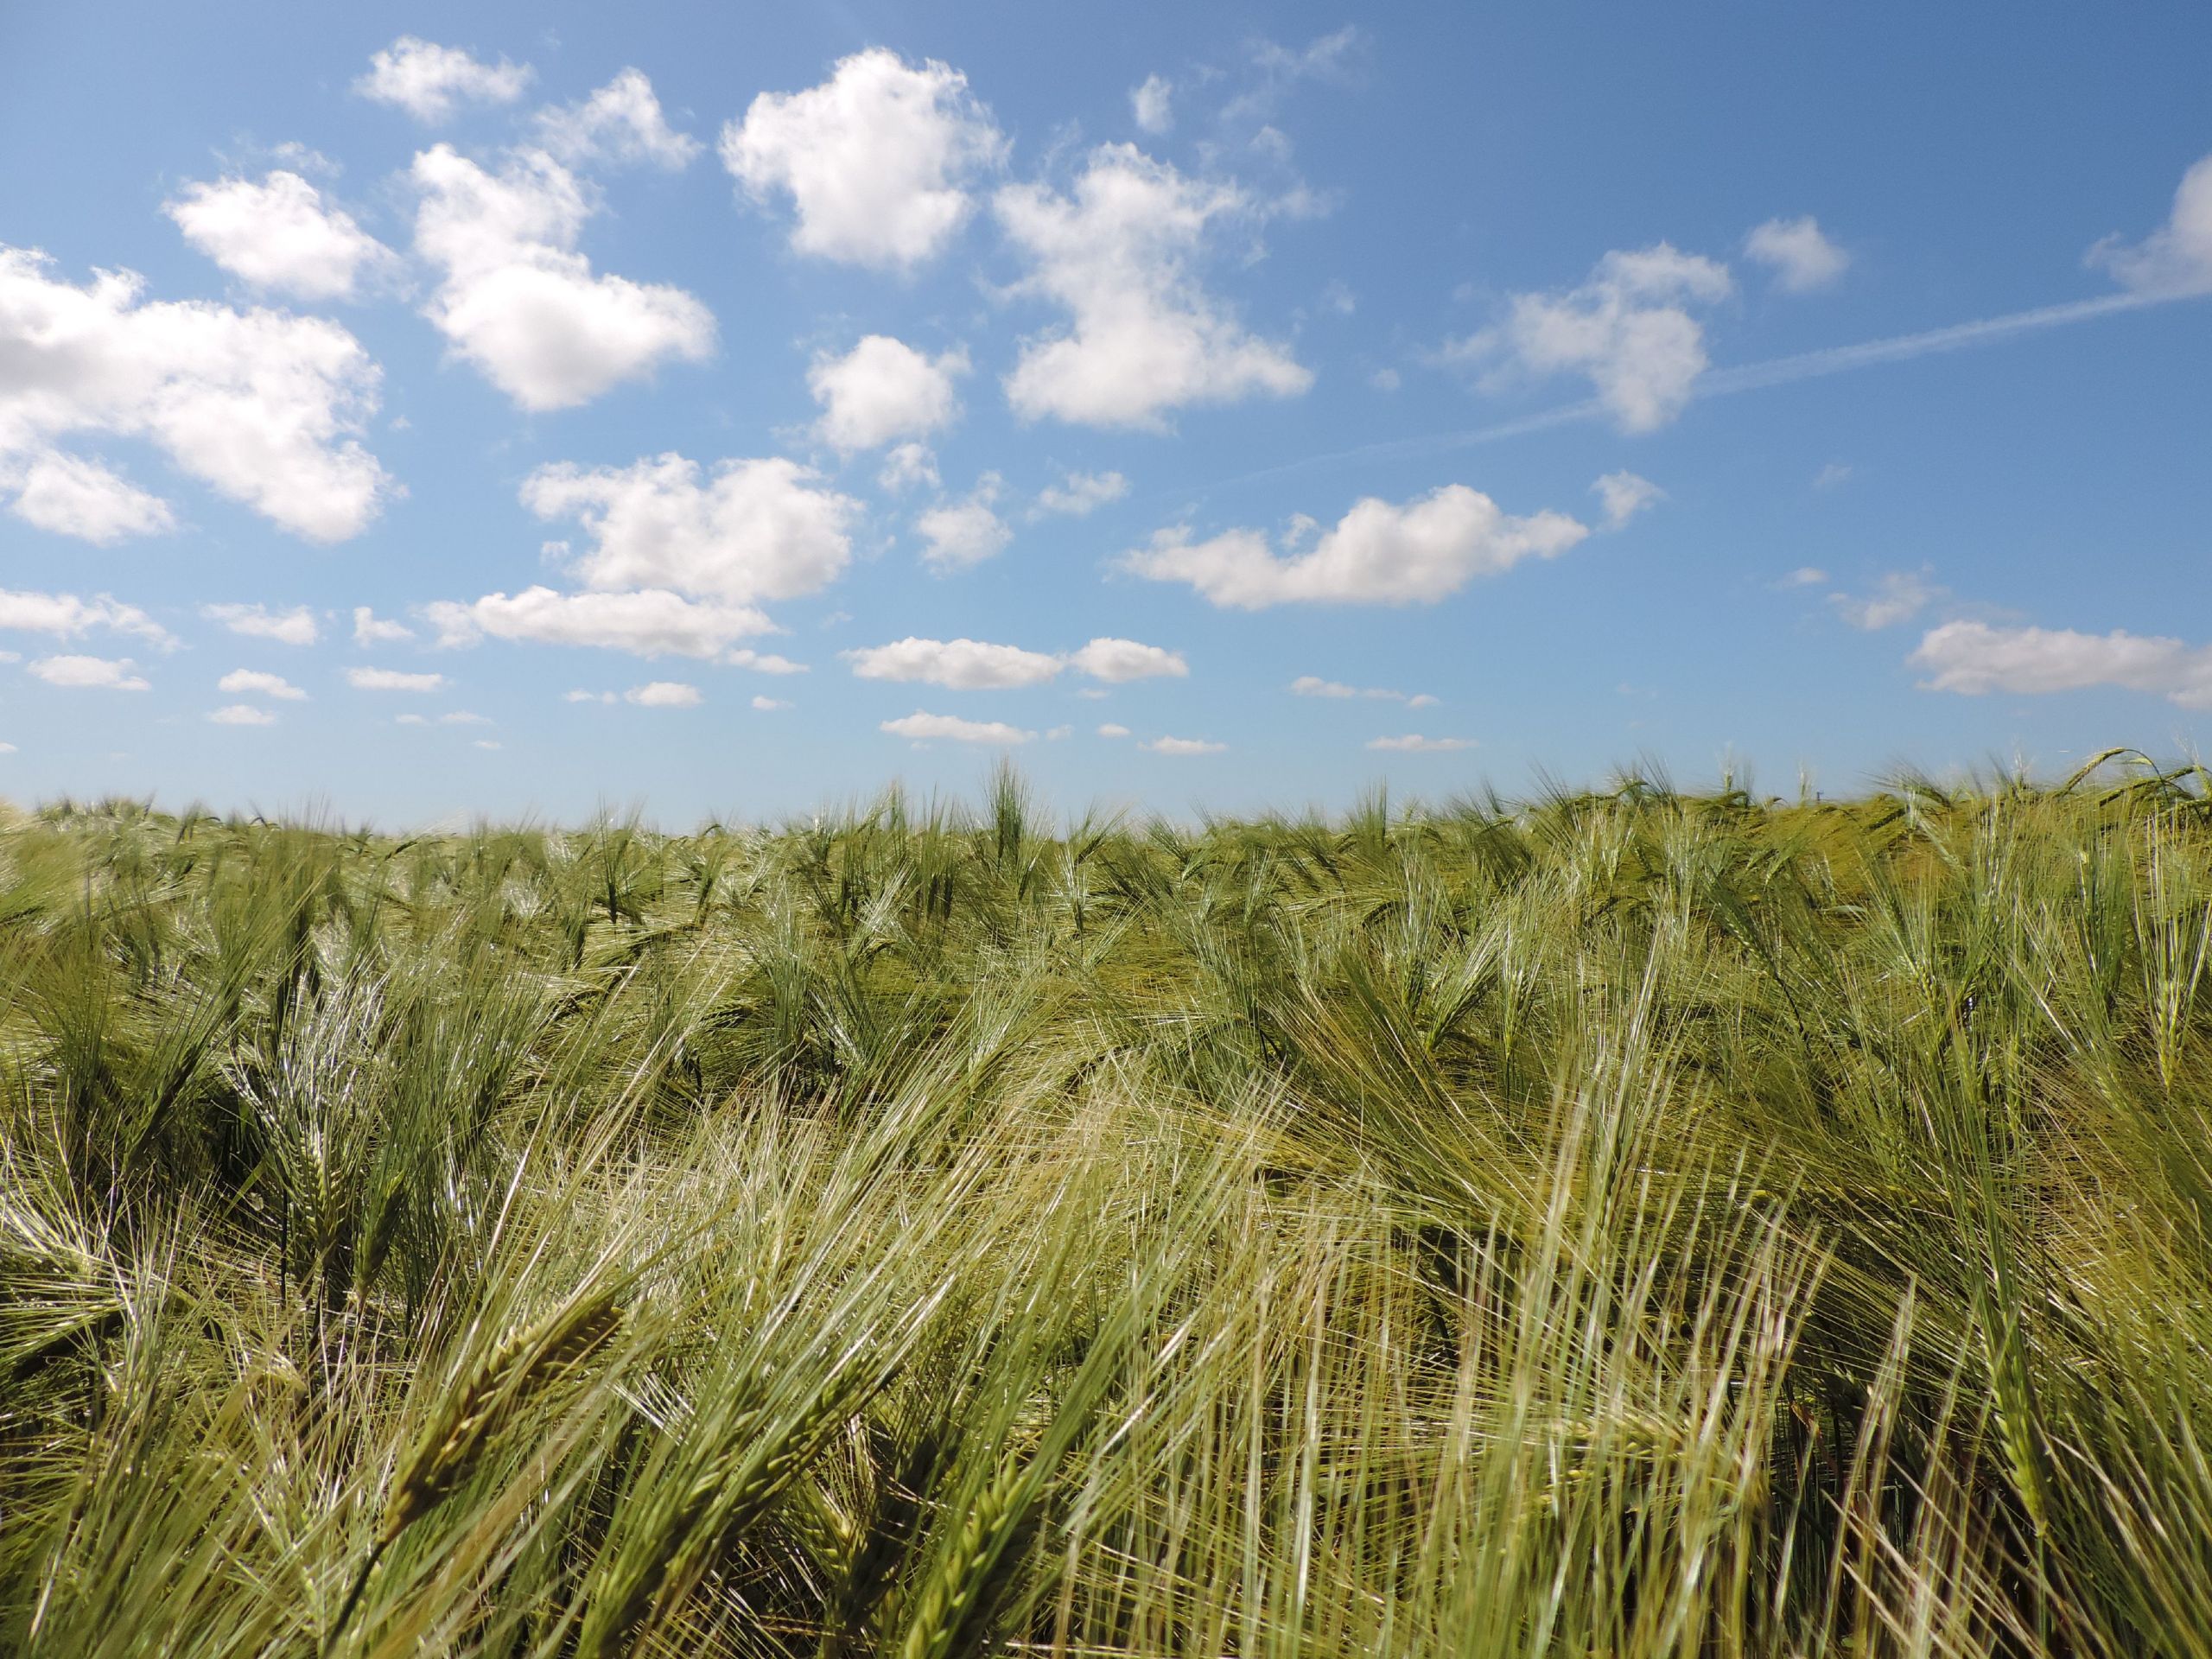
[5,758,2212,1656]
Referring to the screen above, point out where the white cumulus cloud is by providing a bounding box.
[878,442,939,493]
[1130,74,1173,135]
[721,48,1006,270]
[1067,637,1186,682]
[0,588,173,645]
[914,474,1012,570]
[2089,153,2212,296]
[534,69,701,169]
[164,171,397,301]
[1125,484,1588,608]
[1144,735,1225,755]
[1912,620,2212,708]
[346,666,445,692]
[1033,469,1128,518]
[1827,570,1944,631]
[1592,470,1663,530]
[1743,216,1849,292]
[1289,675,1434,706]
[625,681,701,707]
[997,144,1312,428]
[728,647,808,674]
[356,37,532,124]
[1367,734,1472,753]
[522,452,856,602]
[353,606,414,645]
[9,453,175,543]
[809,335,967,450]
[1096,722,1131,738]
[203,602,318,645]
[0,247,389,541]
[1448,245,1732,432]
[427,587,772,658]
[881,710,1035,745]
[410,144,715,410]
[208,703,276,726]
[752,695,791,710]
[218,668,307,700]
[845,637,1062,689]
[30,654,149,690]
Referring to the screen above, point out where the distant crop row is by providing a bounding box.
[5,755,2212,1657]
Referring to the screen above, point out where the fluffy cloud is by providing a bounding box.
[752,695,791,710]
[218,668,307,700]
[9,453,174,542]
[164,172,397,301]
[845,637,1062,689]
[809,335,967,450]
[1592,471,1662,529]
[2090,153,2212,296]
[625,681,701,707]
[914,474,1012,570]
[0,247,389,541]
[1911,620,2212,708]
[203,602,318,645]
[427,587,771,658]
[728,647,808,674]
[346,666,446,692]
[1827,570,1944,631]
[1448,245,1732,432]
[1033,469,1128,518]
[353,606,414,645]
[998,145,1312,428]
[1131,75,1173,135]
[721,49,1006,270]
[410,145,715,410]
[356,37,532,124]
[1067,637,1186,682]
[523,453,856,601]
[1743,216,1848,292]
[1096,722,1131,738]
[535,69,700,168]
[0,588,172,645]
[844,633,1185,689]
[879,442,938,493]
[1125,484,1588,608]
[1290,675,1436,707]
[881,710,1035,745]
[1144,735,1225,755]
[1367,734,1471,753]
[208,703,276,726]
[30,654,149,690]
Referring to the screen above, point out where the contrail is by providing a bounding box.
[1173,286,2187,505]
[1695,290,2163,397]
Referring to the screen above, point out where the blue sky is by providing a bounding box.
[3,4,2209,825]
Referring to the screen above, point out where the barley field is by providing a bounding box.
[5,757,2212,1657]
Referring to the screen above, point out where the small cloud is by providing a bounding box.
[347,666,445,692]
[29,655,149,690]
[1369,366,1402,391]
[207,703,276,726]
[751,695,791,710]
[879,442,940,494]
[1827,569,1944,631]
[1096,722,1130,738]
[1813,462,1853,491]
[1367,734,1472,753]
[1592,471,1663,530]
[354,35,532,124]
[880,710,1035,745]
[726,648,809,674]
[353,606,414,645]
[1776,566,1828,588]
[1045,723,1072,740]
[1032,469,1129,518]
[439,709,492,725]
[564,689,615,703]
[1288,674,1434,705]
[626,681,702,707]
[1744,215,1849,292]
[1131,73,1173,135]
[218,668,308,701]
[1144,735,1225,755]
[204,602,318,645]
[473,739,501,750]
[395,713,429,726]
